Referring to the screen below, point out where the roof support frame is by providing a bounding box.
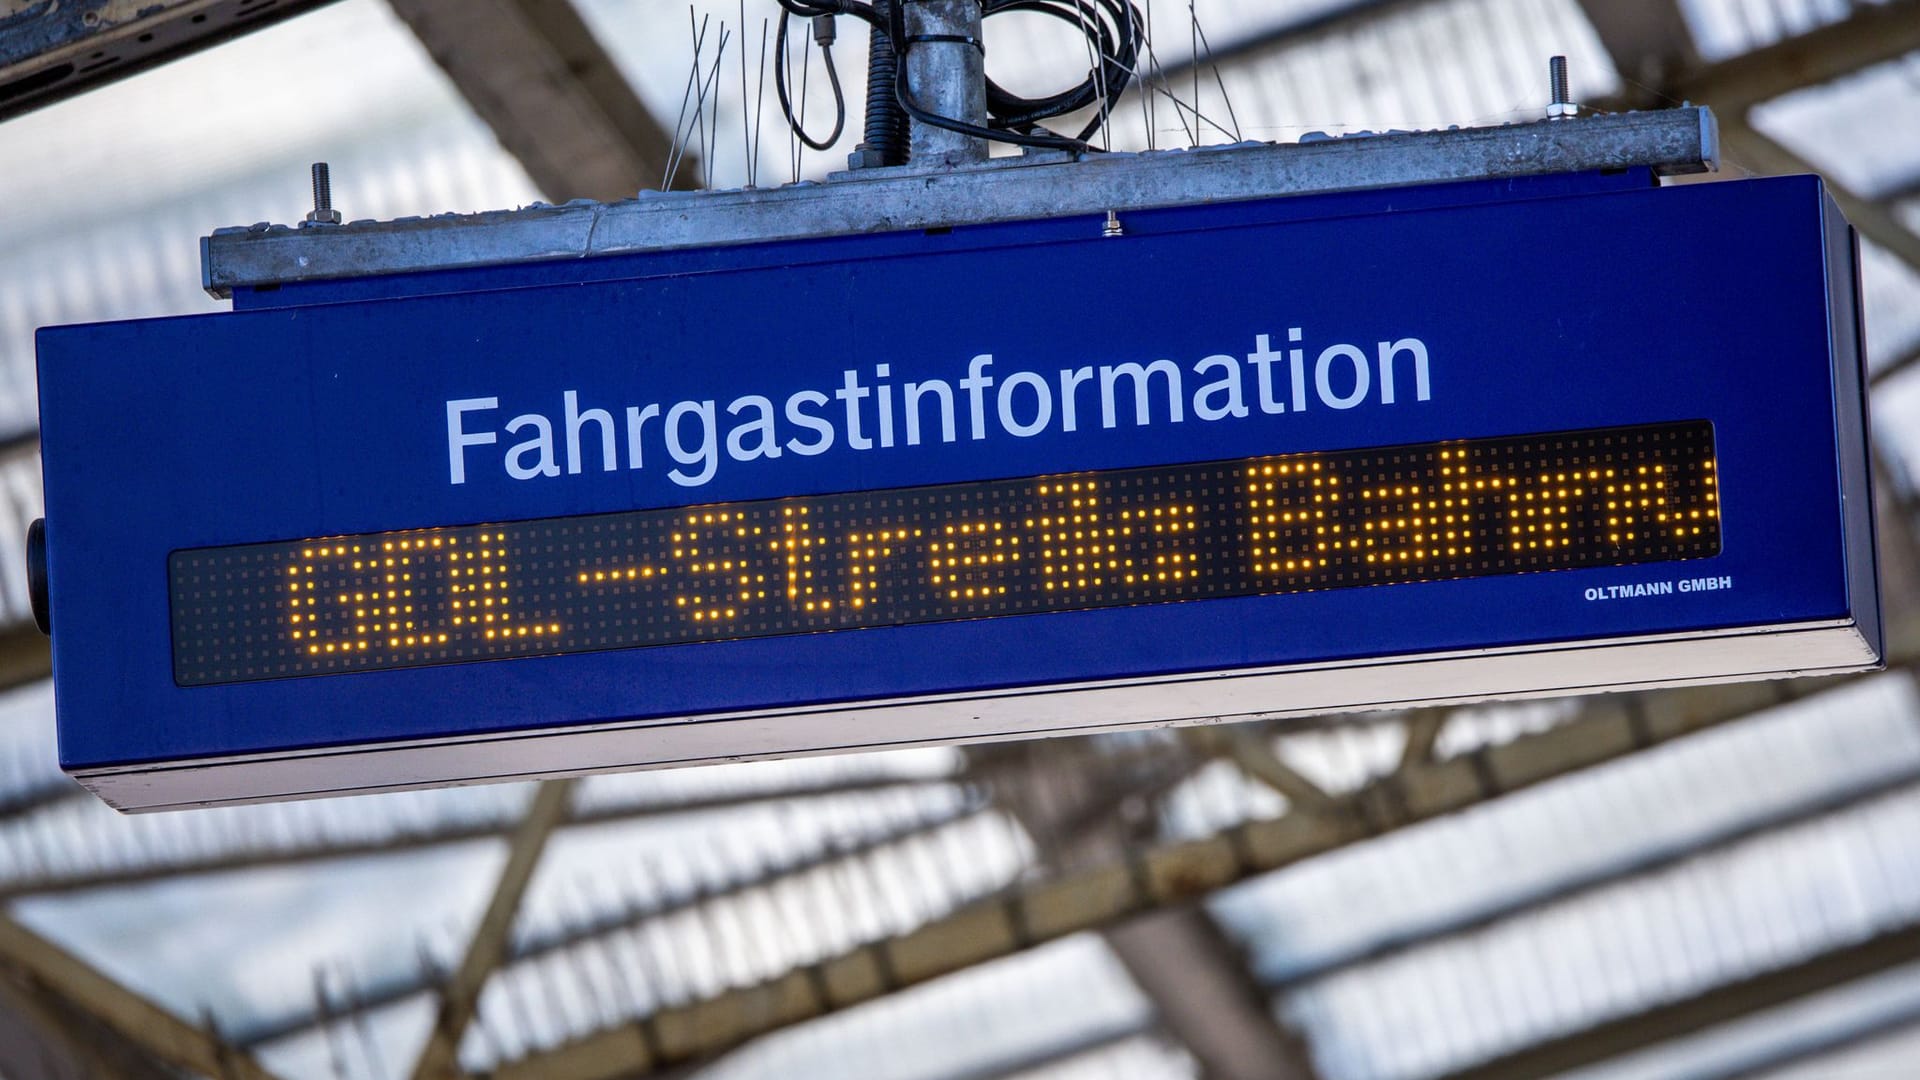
[979,739,1323,1080]
[1576,0,1920,280]
[0,777,961,901]
[0,911,281,1080]
[0,0,344,123]
[409,778,574,1079]
[384,0,690,202]
[485,666,1870,1079]
[1436,922,1920,1080]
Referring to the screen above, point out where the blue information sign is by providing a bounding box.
[35,171,1878,810]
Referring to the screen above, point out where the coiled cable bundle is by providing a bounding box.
[775,0,1145,162]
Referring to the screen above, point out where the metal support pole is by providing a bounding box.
[903,0,990,166]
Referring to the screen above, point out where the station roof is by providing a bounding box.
[2,1,1919,1077]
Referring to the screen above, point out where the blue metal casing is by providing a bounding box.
[35,171,1879,809]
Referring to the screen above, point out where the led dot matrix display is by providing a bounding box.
[170,420,1722,685]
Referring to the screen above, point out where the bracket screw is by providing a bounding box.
[1103,210,1123,238]
[305,162,343,225]
[1548,56,1576,119]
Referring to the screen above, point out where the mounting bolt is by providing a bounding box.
[304,162,343,226]
[1103,210,1123,238]
[1548,56,1576,119]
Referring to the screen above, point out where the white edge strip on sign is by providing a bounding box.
[80,619,1876,812]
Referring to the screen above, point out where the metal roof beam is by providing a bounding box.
[229,801,986,1049]
[1879,174,1920,205]
[0,968,179,1080]
[1572,0,1699,106]
[1393,474,1920,1077]
[971,738,1198,872]
[1266,754,1920,992]
[1398,708,1447,768]
[0,776,957,900]
[1436,920,1920,1080]
[1874,339,1920,386]
[1668,0,1920,116]
[410,778,573,1080]
[0,0,343,123]
[500,469,1920,1077]
[0,625,48,699]
[1577,1,1920,278]
[1184,727,1335,816]
[0,911,280,1080]
[979,739,1322,1080]
[1107,908,1322,1080]
[1144,0,1427,84]
[384,0,689,202]
[485,668,1861,1079]
[1681,994,1920,1080]
[1718,115,1920,274]
[0,778,71,824]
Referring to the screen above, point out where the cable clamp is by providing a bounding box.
[904,33,985,53]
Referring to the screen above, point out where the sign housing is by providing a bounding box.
[35,169,1878,810]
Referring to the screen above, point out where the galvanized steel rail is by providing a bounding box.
[200,108,1717,297]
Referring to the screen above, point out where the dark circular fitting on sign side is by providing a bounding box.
[26,518,47,635]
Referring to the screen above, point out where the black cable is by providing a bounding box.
[774,11,847,151]
[978,0,1141,142]
[774,0,1146,159]
[776,0,884,30]
[889,0,1100,151]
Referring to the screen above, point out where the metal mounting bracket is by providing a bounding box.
[200,107,1718,297]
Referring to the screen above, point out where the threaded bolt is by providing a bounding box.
[305,162,342,225]
[1548,56,1576,119]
